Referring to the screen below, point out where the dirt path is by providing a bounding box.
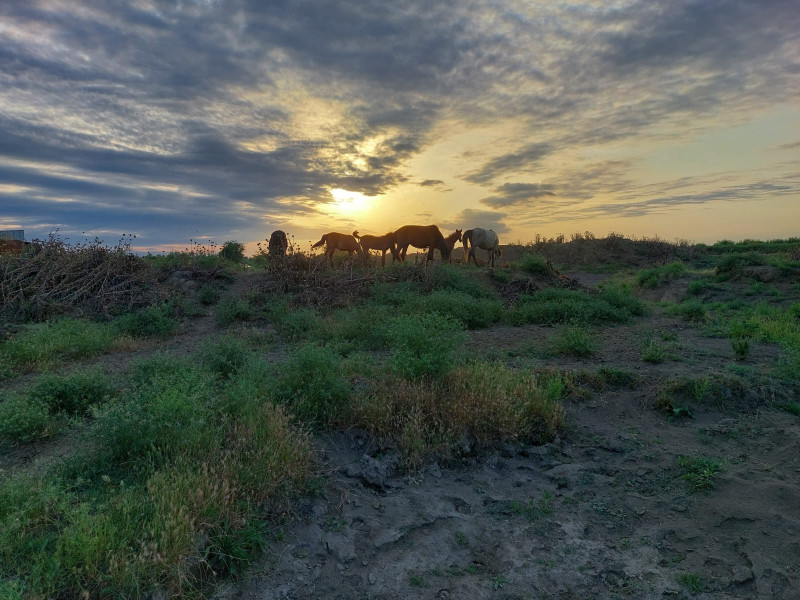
[224,391,800,599]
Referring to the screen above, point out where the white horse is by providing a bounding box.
[463,228,501,267]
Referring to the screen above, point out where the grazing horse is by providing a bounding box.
[353,231,399,266]
[311,232,363,266]
[463,228,501,267]
[268,230,289,256]
[393,225,451,263]
[443,229,462,262]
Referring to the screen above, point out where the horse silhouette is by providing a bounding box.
[268,230,289,256]
[463,228,501,267]
[353,231,399,266]
[393,225,452,263]
[443,229,463,262]
[311,232,364,266]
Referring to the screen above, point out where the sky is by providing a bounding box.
[0,0,798,253]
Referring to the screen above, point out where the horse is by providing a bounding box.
[463,228,501,267]
[443,229,462,262]
[353,231,399,266]
[311,232,364,266]
[268,230,288,256]
[393,225,451,263]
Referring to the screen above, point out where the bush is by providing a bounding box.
[516,253,551,276]
[219,241,246,263]
[505,287,644,326]
[215,298,253,326]
[641,339,665,363]
[273,306,323,341]
[636,261,686,288]
[715,252,764,280]
[199,335,253,378]
[408,290,503,329]
[198,284,220,305]
[668,299,707,322]
[274,343,350,426]
[28,369,115,416]
[731,338,750,361]
[0,395,51,443]
[326,304,392,350]
[113,304,177,338]
[552,325,595,357]
[384,312,467,381]
[687,278,712,296]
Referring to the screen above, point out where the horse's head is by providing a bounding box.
[455,229,463,242]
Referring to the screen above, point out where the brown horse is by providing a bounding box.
[268,230,288,256]
[353,231,399,266]
[393,225,451,262]
[443,229,462,262]
[311,232,364,266]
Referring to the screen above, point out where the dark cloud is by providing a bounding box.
[480,183,556,208]
[441,208,509,235]
[0,0,796,244]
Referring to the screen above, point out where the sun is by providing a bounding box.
[328,188,371,216]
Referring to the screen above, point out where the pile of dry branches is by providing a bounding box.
[0,235,158,321]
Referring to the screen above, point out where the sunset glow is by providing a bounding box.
[0,2,797,249]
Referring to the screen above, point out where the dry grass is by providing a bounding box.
[351,363,566,468]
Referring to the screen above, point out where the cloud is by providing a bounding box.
[0,0,796,245]
[441,208,509,234]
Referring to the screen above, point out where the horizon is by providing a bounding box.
[1,1,798,248]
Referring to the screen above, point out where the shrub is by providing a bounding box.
[552,325,595,357]
[0,395,51,443]
[199,335,253,378]
[731,338,750,361]
[687,278,712,296]
[677,455,722,493]
[215,297,253,326]
[326,304,391,350]
[274,343,350,426]
[273,307,323,341]
[668,299,707,322]
[426,264,497,299]
[715,252,764,280]
[408,290,503,329]
[505,287,644,326]
[219,240,246,263]
[113,303,177,338]
[384,312,467,381]
[28,369,115,416]
[636,261,686,288]
[641,339,665,363]
[198,284,220,305]
[516,253,551,276]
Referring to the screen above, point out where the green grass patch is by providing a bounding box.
[677,455,722,493]
[384,312,467,381]
[113,303,178,338]
[552,324,595,357]
[505,286,645,326]
[0,318,118,377]
[515,252,551,276]
[215,297,254,326]
[636,261,686,288]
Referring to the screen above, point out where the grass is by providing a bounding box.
[505,286,645,326]
[515,252,551,276]
[0,318,120,377]
[636,261,686,288]
[552,324,595,357]
[677,455,723,493]
[676,572,704,593]
[351,363,566,468]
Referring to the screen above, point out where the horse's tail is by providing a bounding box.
[311,235,327,249]
[462,229,473,260]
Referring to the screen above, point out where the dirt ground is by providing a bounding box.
[214,272,800,600]
[4,266,799,599]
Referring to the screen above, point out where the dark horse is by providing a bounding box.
[311,232,364,266]
[393,225,451,263]
[353,231,399,266]
[268,230,288,256]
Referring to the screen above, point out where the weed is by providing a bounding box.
[198,284,220,305]
[384,312,466,381]
[677,455,722,493]
[667,299,707,322]
[505,287,645,326]
[0,395,51,443]
[198,335,253,378]
[516,252,551,276]
[780,401,800,417]
[113,303,177,338]
[686,278,712,296]
[731,337,750,361]
[552,324,595,357]
[28,369,116,416]
[676,572,704,593]
[215,297,253,326]
[641,339,666,363]
[636,261,686,288]
[273,306,323,340]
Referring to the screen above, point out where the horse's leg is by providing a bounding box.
[400,244,409,261]
[380,250,386,266]
[327,247,334,266]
